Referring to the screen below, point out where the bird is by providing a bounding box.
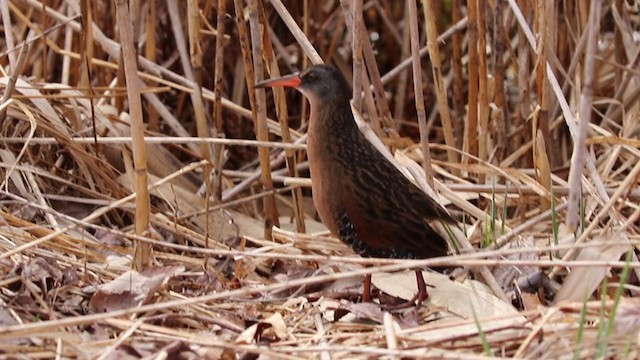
[256,64,456,306]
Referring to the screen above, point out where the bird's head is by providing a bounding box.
[256,64,351,103]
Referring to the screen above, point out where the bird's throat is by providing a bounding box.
[307,97,357,139]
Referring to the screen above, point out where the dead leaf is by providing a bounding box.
[235,313,288,344]
[614,300,640,335]
[339,302,385,323]
[521,292,543,312]
[0,308,19,327]
[12,258,64,292]
[554,239,629,303]
[93,228,129,248]
[90,266,184,312]
[263,312,287,339]
[373,271,517,317]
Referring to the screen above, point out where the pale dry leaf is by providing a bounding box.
[384,270,528,343]
[0,308,19,327]
[317,298,341,321]
[20,257,64,285]
[373,270,519,319]
[614,299,640,335]
[281,296,308,308]
[90,265,185,312]
[104,254,132,269]
[339,302,385,323]
[270,259,318,286]
[395,308,422,329]
[380,272,527,344]
[336,302,421,328]
[93,229,129,248]
[322,276,363,294]
[263,312,288,339]
[237,325,259,346]
[235,312,288,344]
[554,238,629,303]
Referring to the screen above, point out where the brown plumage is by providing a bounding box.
[257,64,456,306]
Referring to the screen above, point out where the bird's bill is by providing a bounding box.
[255,73,301,88]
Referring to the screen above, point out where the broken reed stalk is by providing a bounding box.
[248,0,280,235]
[114,0,152,270]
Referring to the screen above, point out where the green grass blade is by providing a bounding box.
[573,293,590,360]
[596,250,633,358]
[595,277,609,359]
[470,304,492,356]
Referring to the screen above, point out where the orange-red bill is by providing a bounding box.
[255,73,301,88]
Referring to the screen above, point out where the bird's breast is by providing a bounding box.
[307,130,344,236]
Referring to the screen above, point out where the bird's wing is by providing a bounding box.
[340,161,454,258]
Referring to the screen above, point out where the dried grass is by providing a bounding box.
[1,0,639,358]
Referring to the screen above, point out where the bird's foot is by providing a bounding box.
[359,270,435,310]
[379,289,428,311]
[379,269,430,310]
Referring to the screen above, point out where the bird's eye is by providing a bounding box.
[305,72,317,81]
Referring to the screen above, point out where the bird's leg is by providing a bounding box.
[413,268,429,306]
[362,273,372,302]
[381,268,429,310]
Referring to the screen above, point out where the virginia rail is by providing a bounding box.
[257,64,456,306]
